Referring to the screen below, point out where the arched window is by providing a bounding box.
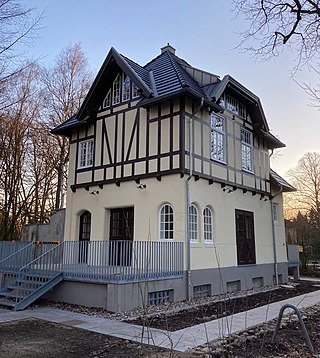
[203,207,213,243]
[189,204,198,242]
[79,211,91,263]
[159,204,174,240]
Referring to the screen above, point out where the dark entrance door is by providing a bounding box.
[235,209,256,265]
[79,211,91,263]
[109,207,134,266]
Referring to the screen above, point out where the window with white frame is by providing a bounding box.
[159,204,174,240]
[103,89,111,108]
[210,114,225,163]
[226,94,239,115]
[112,74,121,105]
[78,139,94,168]
[203,207,213,243]
[122,74,131,102]
[132,83,140,98]
[224,94,246,119]
[189,204,198,242]
[241,128,253,172]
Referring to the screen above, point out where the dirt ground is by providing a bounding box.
[1,280,320,357]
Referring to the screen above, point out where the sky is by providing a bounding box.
[25,0,320,179]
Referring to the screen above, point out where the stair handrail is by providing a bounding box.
[0,242,34,270]
[18,241,64,273]
[14,242,65,307]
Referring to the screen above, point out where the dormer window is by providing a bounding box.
[122,74,130,102]
[223,94,246,119]
[112,74,121,105]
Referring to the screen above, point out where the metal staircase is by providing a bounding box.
[0,242,64,310]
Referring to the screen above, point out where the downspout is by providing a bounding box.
[270,184,283,286]
[186,98,204,301]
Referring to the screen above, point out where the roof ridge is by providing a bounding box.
[166,51,188,88]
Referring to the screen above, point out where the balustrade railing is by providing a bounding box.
[0,240,184,283]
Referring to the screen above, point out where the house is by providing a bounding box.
[0,45,295,312]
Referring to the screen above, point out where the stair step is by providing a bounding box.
[0,298,16,307]
[0,289,29,299]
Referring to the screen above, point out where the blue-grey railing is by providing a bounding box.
[0,240,184,283]
[14,243,64,308]
[0,241,31,260]
[0,242,35,272]
[62,240,184,283]
[0,241,61,273]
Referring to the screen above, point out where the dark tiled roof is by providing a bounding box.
[51,117,80,135]
[270,169,296,192]
[120,54,151,89]
[145,51,207,98]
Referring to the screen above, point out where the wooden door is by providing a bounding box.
[109,208,134,265]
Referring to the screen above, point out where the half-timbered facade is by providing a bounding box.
[51,44,295,312]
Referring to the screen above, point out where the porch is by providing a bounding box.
[0,240,184,310]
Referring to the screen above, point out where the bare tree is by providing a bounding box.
[286,152,320,220]
[41,43,93,209]
[0,0,41,110]
[0,63,41,240]
[234,0,320,105]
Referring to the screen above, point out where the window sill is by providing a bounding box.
[242,168,254,175]
[211,159,226,166]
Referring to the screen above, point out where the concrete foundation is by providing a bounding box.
[44,262,288,312]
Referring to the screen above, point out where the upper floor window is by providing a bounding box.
[112,74,121,105]
[159,204,174,240]
[224,94,246,119]
[241,128,253,172]
[272,203,279,222]
[132,83,140,98]
[103,89,111,108]
[203,207,213,243]
[210,114,225,163]
[122,74,131,102]
[189,204,198,242]
[78,139,94,168]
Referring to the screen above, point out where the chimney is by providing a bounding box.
[161,43,176,55]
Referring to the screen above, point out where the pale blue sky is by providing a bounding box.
[26,0,320,177]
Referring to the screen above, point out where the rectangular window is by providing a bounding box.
[226,94,238,115]
[235,209,256,265]
[210,114,225,163]
[272,203,278,222]
[148,289,173,305]
[225,94,246,119]
[241,128,253,172]
[78,139,94,168]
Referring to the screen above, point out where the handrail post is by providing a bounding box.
[272,303,314,353]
